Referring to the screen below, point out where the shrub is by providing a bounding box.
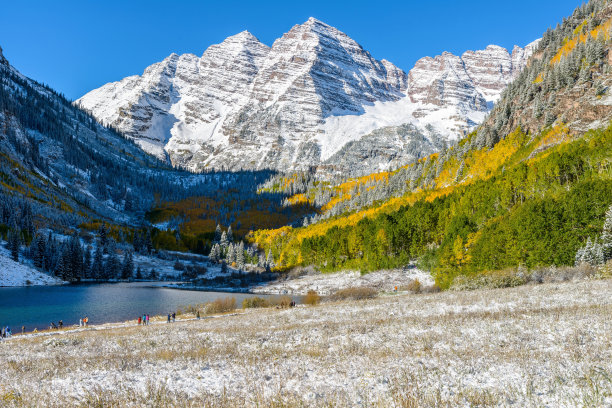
[304,290,320,306]
[451,269,528,291]
[180,304,205,315]
[330,287,377,301]
[269,296,293,308]
[421,283,441,293]
[598,260,612,278]
[205,297,236,314]
[242,297,270,309]
[173,261,185,271]
[404,279,422,294]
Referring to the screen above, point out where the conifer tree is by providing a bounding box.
[84,245,92,278]
[8,228,20,262]
[105,250,121,279]
[220,231,229,248]
[214,224,222,242]
[602,205,612,261]
[91,245,104,279]
[266,248,274,268]
[121,251,134,280]
[227,243,236,264]
[236,241,245,270]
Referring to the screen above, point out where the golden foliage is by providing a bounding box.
[550,17,612,65]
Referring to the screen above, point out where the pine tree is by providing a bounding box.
[121,251,134,280]
[236,241,245,270]
[30,232,46,269]
[68,232,84,279]
[136,266,143,280]
[145,229,153,254]
[105,250,121,279]
[8,228,20,262]
[583,237,595,265]
[83,245,92,278]
[133,231,142,253]
[266,248,275,268]
[220,231,229,248]
[209,243,220,262]
[214,224,222,242]
[592,241,605,265]
[99,223,109,253]
[602,205,612,261]
[91,245,104,279]
[227,243,236,265]
[227,226,233,243]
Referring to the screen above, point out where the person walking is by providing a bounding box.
[172,312,176,323]
[84,317,88,327]
[138,316,142,325]
[79,318,82,327]
[58,320,63,329]
[167,314,171,323]
[21,326,25,335]
[196,311,200,320]
[146,314,149,325]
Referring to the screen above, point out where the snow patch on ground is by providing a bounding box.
[252,267,434,295]
[0,246,65,287]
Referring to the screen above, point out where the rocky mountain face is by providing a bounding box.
[78,18,536,175]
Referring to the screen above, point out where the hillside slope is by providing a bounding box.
[250,0,612,287]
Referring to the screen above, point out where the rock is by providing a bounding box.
[77,19,537,175]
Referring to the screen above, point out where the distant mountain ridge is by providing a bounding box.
[77,18,537,175]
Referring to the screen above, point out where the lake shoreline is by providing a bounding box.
[0,282,300,333]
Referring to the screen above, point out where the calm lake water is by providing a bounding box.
[0,282,294,332]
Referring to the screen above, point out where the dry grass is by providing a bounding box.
[329,286,378,301]
[269,295,293,308]
[242,296,270,309]
[2,279,612,407]
[303,289,320,305]
[204,297,236,314]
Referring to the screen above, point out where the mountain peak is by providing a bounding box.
[305,17,328,26]
[225,30,260,43]
[0,46,7,66]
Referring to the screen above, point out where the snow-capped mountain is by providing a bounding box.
[78,18,537,174]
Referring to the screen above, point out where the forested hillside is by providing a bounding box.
[0,46,299,282]
[250,0,612,287]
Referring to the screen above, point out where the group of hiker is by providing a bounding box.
[1,326,29,339]
[4,305,220,338]
[1,326,12,338]
[137,314,150,325]
[49,320,63,330]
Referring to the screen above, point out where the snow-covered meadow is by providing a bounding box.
[1,278,612,407]
[252,266,434,295]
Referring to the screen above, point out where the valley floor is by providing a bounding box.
[1,279,612,407]
[252,266,435,295]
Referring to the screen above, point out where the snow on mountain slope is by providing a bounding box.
[78,19,538,175]
[0,247,65,287]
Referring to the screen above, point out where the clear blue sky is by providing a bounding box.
[1,0,581,100]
